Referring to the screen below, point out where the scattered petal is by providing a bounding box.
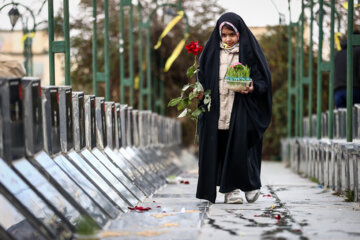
[135,206,151,211]
[275,214,281,219]
[184,181,190,184]
[129,206,151,211]
[157,206,161,208]
[263,194,271,197]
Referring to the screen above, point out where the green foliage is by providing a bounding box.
[258,25,323,159]
[226,64,251,79]
[56,0,225,147]
[167,81,211,121]
[74,215,99,235]
[186,66,195,78]
[345,190,355,202]
[309,176,319,184]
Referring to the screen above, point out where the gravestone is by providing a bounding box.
[65,95,130,211]
[72,92,86,151]
[117,105,156,196]
[39,86,108,227]
[127,111,163,188]
[114,103,122,149]
[41,86,61,155]
[85,98,138,206]
[49,91,120,219]
[0,77,72,239]
[102,102,146,202]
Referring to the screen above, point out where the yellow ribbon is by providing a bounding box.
[134,61,146,90]
[335,32,342,51]
[342,1,360,9]
[22,32,35,43]
[154,11,184,50]
[164,33,189,72]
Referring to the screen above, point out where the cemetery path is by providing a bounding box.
[103,158,360,240]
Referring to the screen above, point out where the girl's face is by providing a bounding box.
[221,26,238,47]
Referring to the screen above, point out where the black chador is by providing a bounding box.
[196,12,272,203]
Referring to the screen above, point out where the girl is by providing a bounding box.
[196,12,272,204]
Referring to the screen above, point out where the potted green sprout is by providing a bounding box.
[225,62,251,92]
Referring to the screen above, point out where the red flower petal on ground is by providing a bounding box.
[275,214,281,219]
[156,206,161,208]
[134,206,151,211]
[180,180,184,183]
[254,214,259,217]
[263,194,271,197]
[184,181,190,184]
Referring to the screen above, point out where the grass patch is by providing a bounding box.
[345,190,355,202]
[309,176,319,184]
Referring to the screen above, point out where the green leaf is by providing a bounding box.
[204,94,211,105]
[177,100,186,111]
[168,97,182,107]
[195,82,204,92]
[177,98,190,111]
[189,91,196,100]
[204,89,211,95]
[185,98,192,105]
[178,108,189,118]
[186,66,195,78]
[191,108,203,118]
[182,84,191,92]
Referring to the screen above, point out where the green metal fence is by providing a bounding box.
[92,0,111,101]
[48,0,71,86]
[287,0,358,141]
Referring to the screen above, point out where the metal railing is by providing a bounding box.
[284,0,360,202]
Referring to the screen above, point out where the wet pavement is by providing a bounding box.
[102,154,360,240]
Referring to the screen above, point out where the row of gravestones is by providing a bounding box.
[281,107,360,202]
[0,77,183,240]
[302,105,360,139]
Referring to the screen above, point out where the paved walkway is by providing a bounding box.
[103,152,360,240]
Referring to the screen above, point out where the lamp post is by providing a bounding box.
[7,5,20,29]
[0,1,45,76]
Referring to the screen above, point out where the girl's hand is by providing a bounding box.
[196,91,204,100]
[238,79,254,94]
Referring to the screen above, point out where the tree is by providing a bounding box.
[257,24,331,159]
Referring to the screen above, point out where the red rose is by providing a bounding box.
[185,41,203,56]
